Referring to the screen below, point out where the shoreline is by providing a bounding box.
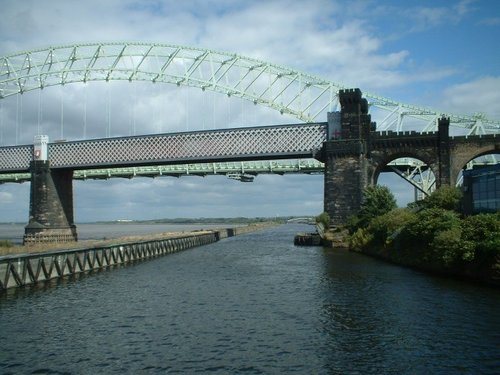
[321,228,500,288]
[0,222,279,257]
[0,222,280,291]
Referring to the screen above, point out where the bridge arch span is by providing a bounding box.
[1,42,499,134]
[370,152,436,186]
[0,42,342,124]
[370,152,437,198]
[450,142,500,184]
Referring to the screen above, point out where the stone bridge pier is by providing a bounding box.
[23,136,77,245]
[320,89,374,225]
[320,89,455,226]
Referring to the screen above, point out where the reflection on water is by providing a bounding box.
[1,224,499,374]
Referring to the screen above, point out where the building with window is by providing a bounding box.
[462,164,500,214]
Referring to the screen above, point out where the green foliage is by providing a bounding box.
[345,215,361,235]
[399,208,465,266]
[357,185,397,228]
[401,208,461,246]
[430,227,474,265]
[0,240,13,248]
[349,228,373,251]
[315,212,330,229]
[345,182,499,278]
[418,186,463,211]
[367,208,416,248]
[461,214,500,257]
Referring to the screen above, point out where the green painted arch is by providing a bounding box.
[1,41,499,134]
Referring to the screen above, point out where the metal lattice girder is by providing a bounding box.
[0,159,325,184]
[1,42,499,134]
[0,123,327,172]
[0,145,32,171]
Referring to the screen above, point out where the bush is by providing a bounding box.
[357,185,397,228]
[349,228,373,251]
[399,208,463,265]
[315,212,330,229]
[345,215,361,235]
[431,227,474,266]
[368,208,416,248]
[461,214,500,258]
[419,186,463,211]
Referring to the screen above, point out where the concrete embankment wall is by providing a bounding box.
[0,223,277,291]
[216,222,276,239]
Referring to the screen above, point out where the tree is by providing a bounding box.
[400,207,464,266]
[357,185,397,228]
[368,208,415,247]
[419,186,463,211]
[461,214,500,258]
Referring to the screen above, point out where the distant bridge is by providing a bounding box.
[286,217,315,224]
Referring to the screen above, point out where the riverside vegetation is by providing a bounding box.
[320,185,500,286]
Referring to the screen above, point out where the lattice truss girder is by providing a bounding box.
[0,123,326,171]
[1,42,499,135]
[0,159,325,184]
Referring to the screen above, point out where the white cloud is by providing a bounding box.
[399,0,475,33]
[440,76,500,120]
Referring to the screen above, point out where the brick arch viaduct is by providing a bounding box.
[320,89,500,225]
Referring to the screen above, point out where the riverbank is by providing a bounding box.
[320,226,500,287]
[321,186,500,288]
[355,242,500,287]
[0,222,278,256]
[0,222,279,291]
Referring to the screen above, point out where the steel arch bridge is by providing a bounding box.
[1,41,499,135]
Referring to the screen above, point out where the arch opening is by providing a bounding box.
[457,153,500,214]
[375,157,436,207]
[456,152,500,186]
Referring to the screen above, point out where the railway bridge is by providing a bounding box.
[1,89,498,242]
[0,42,498,243]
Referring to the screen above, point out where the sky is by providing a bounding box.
[0,0,499,223]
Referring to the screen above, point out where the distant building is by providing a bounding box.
[462,164,500,214]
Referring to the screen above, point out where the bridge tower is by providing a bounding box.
[23,136,77,244]
[321,89,375,226]
[320,89,456,226]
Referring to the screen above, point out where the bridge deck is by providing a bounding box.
[0,123,327,173]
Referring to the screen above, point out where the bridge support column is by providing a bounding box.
[436,117,451,187]
[321,89,373,226]
[324,152,369,225]
[24,137,77,245]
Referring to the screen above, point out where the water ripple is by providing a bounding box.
[1,225,499,374]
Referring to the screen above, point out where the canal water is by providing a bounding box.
[0,224,499,374]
